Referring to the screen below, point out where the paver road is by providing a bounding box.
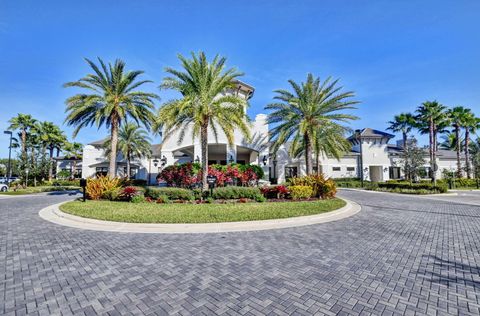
[0,190,480,315]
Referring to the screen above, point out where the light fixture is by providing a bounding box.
[228,155,234,164]
[153,158,159,167]
[364,167,369,172]
[383,167,388,172]
[160,155,167,166]
[262,155,268,166]
[194,156,200,163]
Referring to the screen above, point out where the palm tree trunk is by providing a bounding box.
[315,151,320,175]
[108,116,119,178]
[403,131,409,180]
[48,147,54,181]
[31,146,36,187]
[21,130,27,166]
[465,128,471,178]
[429,119,436,184]
[304,133,312,175]
[201,122,209,191]
[455,125,462,178]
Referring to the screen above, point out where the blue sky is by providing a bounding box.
[1,0,479,157]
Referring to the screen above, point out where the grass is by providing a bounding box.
[0,186,80,195]
[60,198,346,223]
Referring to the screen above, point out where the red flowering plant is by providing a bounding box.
[260,185,289,199]
[120,186,139,201]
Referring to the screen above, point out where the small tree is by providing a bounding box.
[401,138,427,182]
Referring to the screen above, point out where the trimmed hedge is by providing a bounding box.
[211,187,262,200]
[145,187,194,201]
[372,182,447,193]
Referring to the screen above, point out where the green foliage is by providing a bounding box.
[157,52,250,190]
[288,175,337,199]
[289,185,314,200]
[254,194,267,203]
[333,177,364,188]
[211,186,262,200]
[266,73,358,174]
[102,188,122,201]
[370,182,448,194]
[131,195,146,203]
[156,195,171,204]
[145,187,194,201]
[86,176,122,200]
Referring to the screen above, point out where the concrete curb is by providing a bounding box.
[38,199,361,234]
[339,188,458,196]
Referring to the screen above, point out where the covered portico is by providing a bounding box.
[168,143,260,165]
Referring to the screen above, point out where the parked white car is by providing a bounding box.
[0,183,8,192]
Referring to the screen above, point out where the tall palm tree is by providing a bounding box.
[291,123,352,175]
[462,110,480,178]
[8,114,37,166]
[446,106,469,177]
[266,73,358,175]
[64,58,157,177]
[157,52,251,190]
[387,112,415,151]
[415,101,447,184]
[36,121,67,180]
[104,123,151,178]
[63,142,83,179]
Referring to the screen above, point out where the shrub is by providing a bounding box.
[334,178,364,188]
[373,182,447,194]
[211,186,262,200]
[124,179,148,186]
[254,194,267,203]
[86,176,121,200]
[120,186,139,201]
[131,195,146,203]
[289,175,337,199]
[260,185,289,199]
[145,187,194,201]
[289,185,313,200]
[49,179,80,187]
[156,195,171,204]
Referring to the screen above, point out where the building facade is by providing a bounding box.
[67,81,462,185]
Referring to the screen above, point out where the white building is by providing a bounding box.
[69,81,463,185]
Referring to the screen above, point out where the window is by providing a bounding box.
[332,167,341,171]
[95,167,108,177]
[389,167,401,179]
[285,167,298,180]
[123,167,138,179]
[347,167,355,172]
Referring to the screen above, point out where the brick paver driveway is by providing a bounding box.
[1,190,480,315]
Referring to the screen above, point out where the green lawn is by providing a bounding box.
[60,198,346,223]
[0,186,80,195]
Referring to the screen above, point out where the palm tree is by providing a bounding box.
[462,110,480,178]
[289,123,351,174]
[439,131,462,151]
[157,52,251,190]
[266,73,358,175]
[36,121,67,180]
[446,106,469,177]
[8,114,37,166]
[415,101,447,184]
[104,123,151,178]
[64,58,157,177]
[387,113,415,151]
[63,142,83,179]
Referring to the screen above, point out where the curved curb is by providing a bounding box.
[39,199,361,234]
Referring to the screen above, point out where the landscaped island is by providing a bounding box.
[60,198,346,223]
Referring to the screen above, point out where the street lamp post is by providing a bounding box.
[3,131,13,184]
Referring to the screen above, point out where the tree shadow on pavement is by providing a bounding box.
[418,255,480,289]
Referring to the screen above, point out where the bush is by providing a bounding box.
[102,187,121,201]
[254,194,267,203]
[145,187,194,201]
[49,179,80,187]
[373,182,447,194]
[260,185,289,199]
[334,177,365,188]
[123,179,148,186]
[289,175,337,199]
[131,195,146,203]
[289,185,313,200]
[120,186,139,201]
[86,176,121,200]
[211,186,261,200]
[156,195,171,204]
